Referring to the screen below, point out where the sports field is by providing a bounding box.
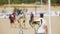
[0,5,60,34]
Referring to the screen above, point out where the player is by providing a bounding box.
[9,11,16,28]
[37,13,48,34]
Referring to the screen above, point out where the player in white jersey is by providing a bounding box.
[37,13,48,34]
[18,13,25,34]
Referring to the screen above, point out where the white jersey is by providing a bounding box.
[17,14,24,19]
[36,18,47,33]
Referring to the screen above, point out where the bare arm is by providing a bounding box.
[45,24,48,34]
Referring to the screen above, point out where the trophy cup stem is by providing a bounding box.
[35,30,37,34]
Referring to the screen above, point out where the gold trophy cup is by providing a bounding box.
[29,19,41,34]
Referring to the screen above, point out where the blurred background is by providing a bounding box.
[0,0,60,34]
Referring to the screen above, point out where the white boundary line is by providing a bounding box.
[48,0,51,34]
